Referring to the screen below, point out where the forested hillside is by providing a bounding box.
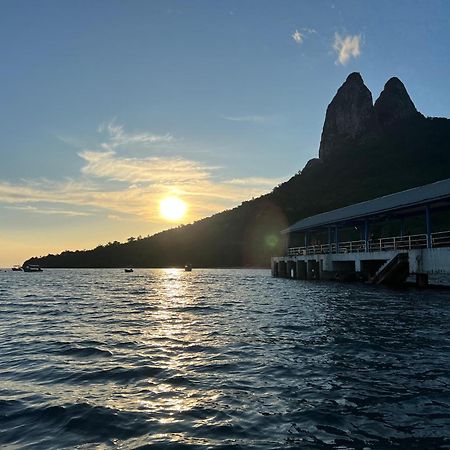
[25,74,450,268]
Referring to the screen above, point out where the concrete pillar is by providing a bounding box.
[279,261,287,278]
[416,273,429,288]
[271,260,278,277]
[287,260,296,279]
[296,260,307,280]
[307,260,318,280]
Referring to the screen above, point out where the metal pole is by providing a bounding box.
[364,219,369,252]
[426,206,432,248]
[335,226,339,253]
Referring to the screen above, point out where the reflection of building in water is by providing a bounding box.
[272,178,450,287]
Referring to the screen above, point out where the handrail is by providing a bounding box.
[432,230,450,247]
[287,230,449,256]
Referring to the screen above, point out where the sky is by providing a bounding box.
[1,0,450,266]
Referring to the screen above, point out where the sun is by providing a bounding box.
[159,196,187,221]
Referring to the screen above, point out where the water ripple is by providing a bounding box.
[1,268,450,448]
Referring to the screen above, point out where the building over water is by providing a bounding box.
[271,178,450,286]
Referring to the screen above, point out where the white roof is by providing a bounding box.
[283,178,450,233]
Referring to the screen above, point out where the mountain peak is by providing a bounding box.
[318,73,378,159]
[374,77,418,127]
[345,72,364,84]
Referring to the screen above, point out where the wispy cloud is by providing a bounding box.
[292,27,317,45]
[5,205,92,217]
[98,119,174,152]
[292,30,303,44]
[0,122,288,227]
[79,150,212,184]
[333,33,362,65]
[222,115,267,124]
[225,177,283,187]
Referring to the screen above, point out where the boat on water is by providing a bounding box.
[124,268,134,273]
[184,264,192,272]
[11,265,23,271]
[23,265,43,272]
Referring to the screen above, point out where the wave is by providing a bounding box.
[0,402,151,446]
[59,346,113,358]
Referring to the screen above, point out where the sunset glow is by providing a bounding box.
[159,197,187,222]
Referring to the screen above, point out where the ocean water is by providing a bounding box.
[1,268,450,449]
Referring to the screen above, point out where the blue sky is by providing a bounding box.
[1,0,449,265]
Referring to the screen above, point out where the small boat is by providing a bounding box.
[23,265,43,272]
[124,268,134,273]
[184,264,192,272]
[12,265,23,271]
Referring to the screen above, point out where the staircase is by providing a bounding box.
[370,253,409,285]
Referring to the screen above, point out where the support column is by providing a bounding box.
[426,206,432,248]
[271,260,279,277]
[287,260,296,279]
[416,273,429,288]
[400,218,405,238]
[364,219,369,252]
[279,261,287,278]
[296,261,307,280]
[335,226,339,253]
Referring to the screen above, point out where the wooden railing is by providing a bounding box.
[288,231,449,256]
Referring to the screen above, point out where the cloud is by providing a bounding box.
[0,122,288,226]
[292,28,317,45]
[225,177,284,187]
[98,119,174,152]
[4,205,92,217]
[333,33,362,65]
[292,30,303,44]
[222,115,267,123]
[79,150,212,184]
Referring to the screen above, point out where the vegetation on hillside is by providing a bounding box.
[24,115,450,268]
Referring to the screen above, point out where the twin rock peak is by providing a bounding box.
[318,72,420,159]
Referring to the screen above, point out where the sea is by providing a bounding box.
[1,268,450,449]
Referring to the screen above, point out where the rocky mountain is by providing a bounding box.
[374,77,420,127]
[24,73,450,268]
[318,72,379,159]
[318,72,422,160]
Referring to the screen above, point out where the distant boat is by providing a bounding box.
[124,268,134,273]
[184,264,192,272]
[11,265,23,271]
[23,265,43,272]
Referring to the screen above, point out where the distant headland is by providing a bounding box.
[25,73,450,268]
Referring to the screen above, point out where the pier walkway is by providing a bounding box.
[272,178,450,286]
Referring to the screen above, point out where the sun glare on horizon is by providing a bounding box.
[159,196,187,222]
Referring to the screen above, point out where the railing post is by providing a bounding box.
[364,219,369,253]
[335,226,339,254]
[426,206,432,248]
